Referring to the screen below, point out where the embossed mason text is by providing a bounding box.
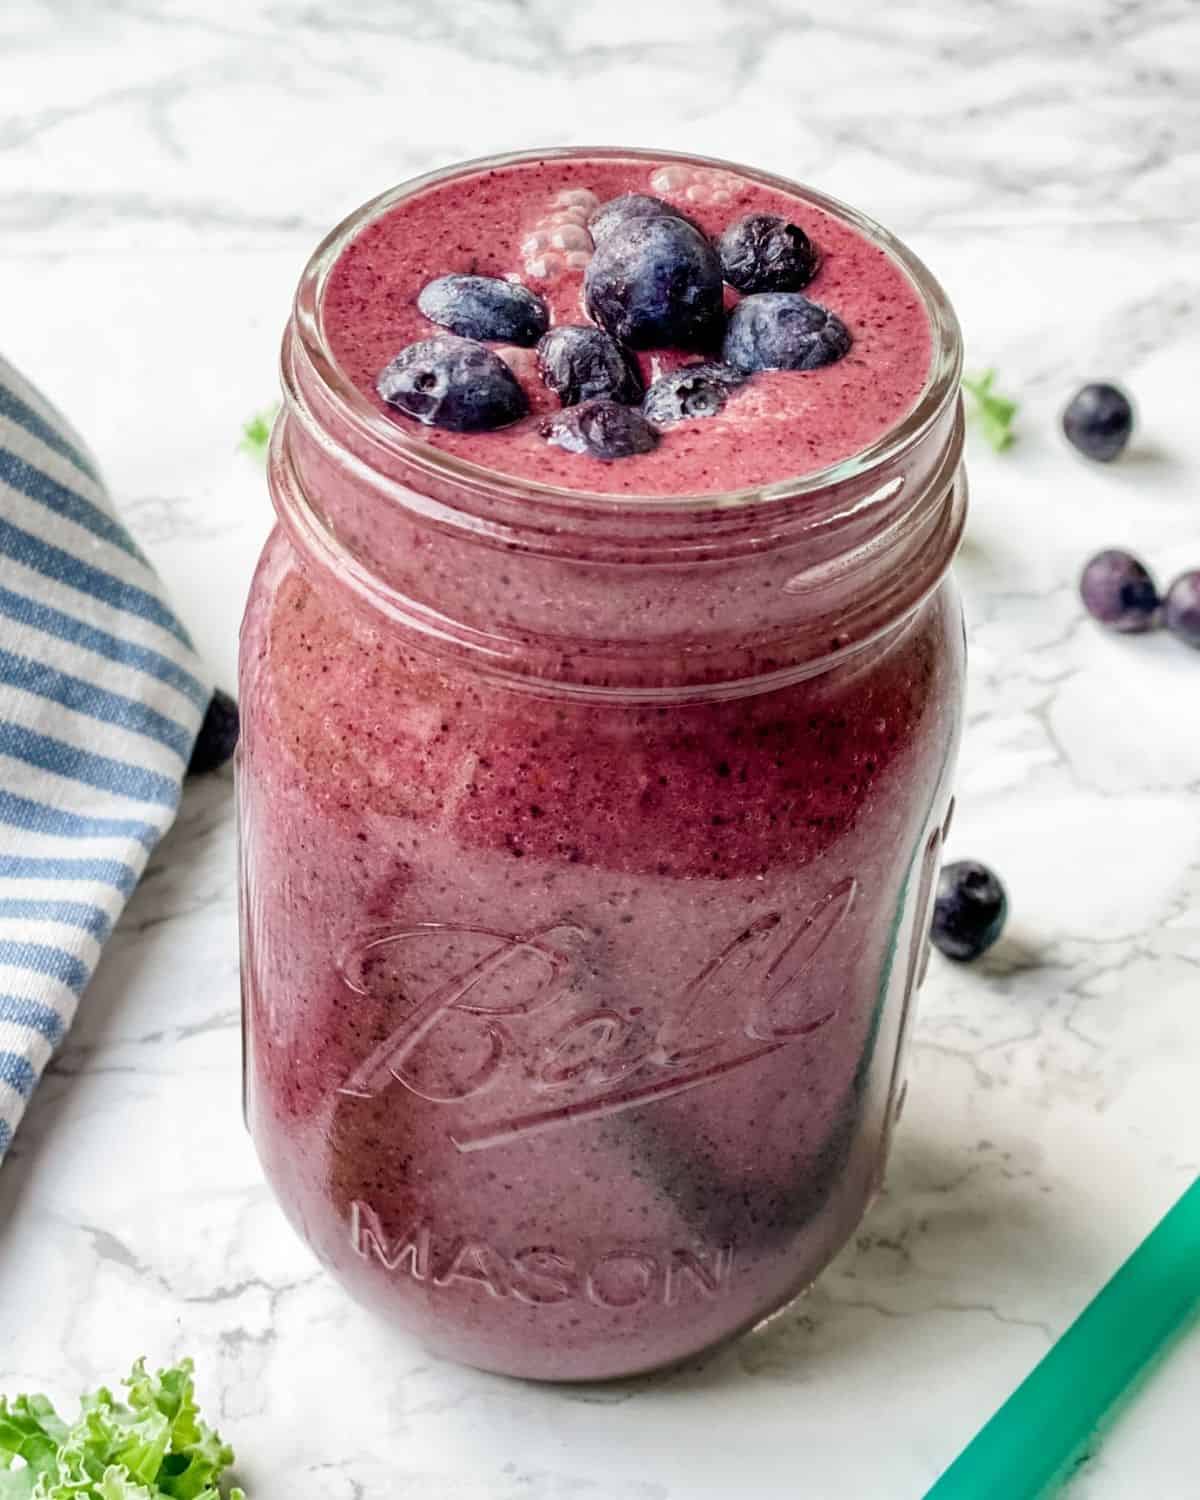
[351,1201,735,1307]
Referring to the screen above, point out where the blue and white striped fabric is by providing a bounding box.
[0,352,209,1163]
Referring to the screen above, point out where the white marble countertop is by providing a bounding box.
[1,2,1198,1496]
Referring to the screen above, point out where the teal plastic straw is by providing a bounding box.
[924,1176,1200,1499]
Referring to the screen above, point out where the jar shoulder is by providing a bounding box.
[240,535,963,882]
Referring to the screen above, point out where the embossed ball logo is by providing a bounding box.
[337,877,857,1152]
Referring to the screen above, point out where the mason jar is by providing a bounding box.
[238,147,966,1381]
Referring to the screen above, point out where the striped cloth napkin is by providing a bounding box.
[0,352,209,1163]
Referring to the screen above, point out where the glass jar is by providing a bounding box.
[238,148,966,1381]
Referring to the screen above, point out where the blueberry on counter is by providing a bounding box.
[722,293,851,373]
[588,193,701,244]
[188,688,240,776]
[716,213,819,294]
[584,215,725,351]
[376,335,528,431]
[1080,549,1161,632]
[931,860,1008,962]
[1164,570,1200,648]
[417,274,549,346]
[540,398,659,460]
[642,362,745,427]
[1062,383,1134,463]
[536,325,644,407]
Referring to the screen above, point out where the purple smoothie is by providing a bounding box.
[322,156,931,491]
[240,150,965,1379]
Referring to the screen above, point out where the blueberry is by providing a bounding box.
[417,274,548,347]
[716,213,819,294]
[188,688,239,776]
[722,293,851,373]
[930,860,1008,962]
[1080,549,1160,632]
[1062,383,1134,463]
[376,335,528,431]
[588,193,701,245]
[642,362,745,427]
[535,325,644,407]
[1164,570,1200,648]
[584,216,725,351]
[622,1079,860,1249]
[540,398,659,460]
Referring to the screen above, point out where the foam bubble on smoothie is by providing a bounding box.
[520,188,598,282]
[648,163,740,208]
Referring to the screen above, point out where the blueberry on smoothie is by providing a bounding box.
[930,860,1008,962]
[716,213,819,294]
[1079,549,1160,632]
[376,335,528,431]
[540,397,659,459]
[642,362,745,427]
[584,216,725,351]
[417,273,549,346]
[188,687,240,776]
[722,293,851,372]
[1062,383,1134,463]
[1163,570,1200,648]
[588,193,701,244]
[536,325,644,407]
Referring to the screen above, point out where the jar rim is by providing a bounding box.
[291,144,963,515]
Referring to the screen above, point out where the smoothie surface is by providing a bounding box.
[321,155,933,495]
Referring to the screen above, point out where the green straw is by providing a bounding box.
[924,1176,1200,1500]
